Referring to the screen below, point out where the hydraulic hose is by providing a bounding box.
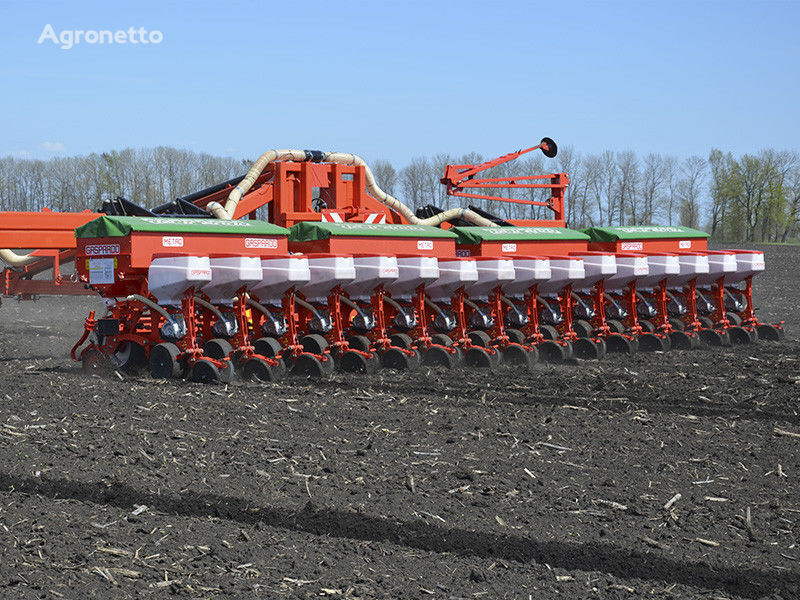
[246,296,285,335]
[383,295,404,313]
[424,296,450,319]
[339,295,360,312]
[245,296,272,317]
[294,296,325,321]
[463,297,481,312]
[194,295,225,320]
[206,149,497,227]
[500,295,517,309]
[126,294,173,321]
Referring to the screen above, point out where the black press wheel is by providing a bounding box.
[757,324,783,341]
[423,345,460,369]
[669,318,686,331]
[572,319,594,339]
[321,354,336,374]
[727,325,753,345]
[467,330,492,347]
[698,328,725,347]
[638,333,668,352]
[572,337,601,360]
[388,333,413,349]
[538,340,566,363]
[346,335,371,352]
[218,360,235,383]
[539,325,559,340]
[290,353,328,378]
[502,344,536,367]
[243,357,281,382]
[149,343,182,379]
[381,347,417,370]
[606,334,636,354]
[464,346,496,369]
[505,328,526,345]
[639,320,656,333]
[725,312,743,326]
[190,358,220,383]
[430,333,454,347]
[300,334,329,355]
[594,337,607,359]
[669,330,694,350]
[203,338,234,360]
[339,350,379,374]
[254,337,282,358]
[114,341,147,374]
[698,316,715,329]
[607,319,626,334]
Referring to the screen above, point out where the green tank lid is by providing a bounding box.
[581,225,710,241]
[289,221,458,241]
[451,226,590,245]
[75,216,289,238]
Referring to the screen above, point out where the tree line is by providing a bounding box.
[1,146,798,242]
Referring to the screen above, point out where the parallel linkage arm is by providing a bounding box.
[440,137,568,221]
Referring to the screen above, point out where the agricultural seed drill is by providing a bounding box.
[0,139,783,383]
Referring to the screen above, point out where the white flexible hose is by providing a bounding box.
[0,249,37,267]
[207,149,497,228]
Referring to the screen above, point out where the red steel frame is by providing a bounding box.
[188,162,403,227]
[1,210,101,299]
[441,141,568,227]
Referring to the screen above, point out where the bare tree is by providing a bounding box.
[594,151,618,225]
[615,151,639,225]
[639,153,667,226]
[399,156,434,212]
[662,156,679,225]
[783,156,800,241]
[707,149,735,238]
[371,159,398,197]
[555,146,579,227]
[677,156,707,228]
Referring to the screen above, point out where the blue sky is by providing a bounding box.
[0,0,798,166]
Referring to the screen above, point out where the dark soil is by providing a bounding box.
[0,245,798,599]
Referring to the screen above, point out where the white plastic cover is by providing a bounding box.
[148,256,212,306]
[250,256,311,302]
[725,251,765,284]
[570,253,617,292]
[384,256,439,300]
[505,258,551,297]
[344,256,400,300]
[665,253,710,289]
[465,259,516,299]
[538,257,585,296]
[202,256,263,306]
[426,259,479,301]
[603,255,649,291]
[696,252,737,288]
[637,254,680,290]
[296,255,357,302]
